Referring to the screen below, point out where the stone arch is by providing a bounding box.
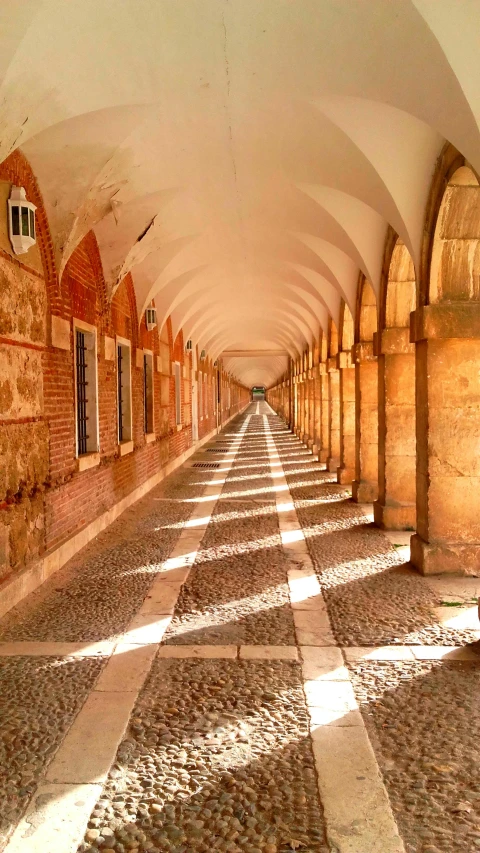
[326,318,340,473]
[411,151,480,574]
[352,276,379,503]
[374,233,417,529]
[0,150,58,311]
[337,303,356,484]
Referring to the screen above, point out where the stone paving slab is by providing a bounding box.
[5,783,102,853]
[46,691,137,785]
[95,643,157,692]
[312,727,405,853]
[300,646,349,681]
[0,641,115,657]
[124,614,172,645]
[157,644,238,659]
[239,645,298,660]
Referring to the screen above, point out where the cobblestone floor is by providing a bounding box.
[0,655,103,848]
[0,468,212,643]
[270,420,479,648]
[350,660,480,853]
[0,403,479,853]
[77,658,328,853]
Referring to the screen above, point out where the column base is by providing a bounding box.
[307,438,314,450]
[373,501,416,531]
[326,456,340,473]
[319,448,328,463]
[410,533,480,576]
[352,480,378,503]
[337,466,354,485]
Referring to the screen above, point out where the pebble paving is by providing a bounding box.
[2,403,480,853]
[0,467,213,643]
[0,655,103,849]
[77,658,329,853]
[269,420,479,648]
[164,425,295,646]
[350,660,480,853]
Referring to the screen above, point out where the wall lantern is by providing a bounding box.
[200,349,206,361]
[145,306,157,331]
[185,339,193,352]
[8,186,36,255]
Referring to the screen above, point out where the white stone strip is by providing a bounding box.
[343,645,480,662]
[45,691,137,784]
[0,641,115,657]
[262,411,406,853]
[158,645,238,659]
[4,415,252,853]
[5,783,103,853]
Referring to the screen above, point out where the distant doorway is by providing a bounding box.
[252,386,265,401]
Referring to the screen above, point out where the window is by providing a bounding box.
[198,370,203,420]
[174,362,182,425]
[117,339,132,443]
[74,322,99,456]
[143,351,154,434]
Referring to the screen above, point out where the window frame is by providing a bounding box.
[143,349,154,438]
[174,361,182,426]
[116,336,133,447]
[73,318,99,460]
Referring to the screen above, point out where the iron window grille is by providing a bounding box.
[144,353,153,434]
[118,343,124,442]
[76,330,89,455]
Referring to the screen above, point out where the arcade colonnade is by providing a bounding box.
[267,147,480,578]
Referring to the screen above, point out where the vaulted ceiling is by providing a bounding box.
[2,1,480,386]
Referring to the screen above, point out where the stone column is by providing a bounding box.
[295,375,301,436]
[326,358,340,473]
[410,305,480,574]
[337,351,356,484]
[306,375,314,448]
[313,369,322,455]
[373,328,415,529]
[300,377,305,439]
[319,363,329,464]
[352,343,379,503]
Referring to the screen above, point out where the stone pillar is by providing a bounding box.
[306,375,314,448]
[313,370,321,455]
[352,343,379,503]
[295,376,301,435]
[373,328,415,528]
[410,305,480,574]
[299,378,305,439]
[326,358,340,473]
[319,363,329,463]
[337,351,356,484]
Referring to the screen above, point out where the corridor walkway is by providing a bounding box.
[0,403,479,853]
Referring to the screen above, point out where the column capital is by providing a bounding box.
[352,341,376,363]
[374,327,414,356]
[336,351,352,369]
[327,356,338,372]
[410,304,480,342]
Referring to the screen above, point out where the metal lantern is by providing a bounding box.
[185,339,193,352]
[200,349,206,361]
[145,307,157,331]
[8,187,36,255]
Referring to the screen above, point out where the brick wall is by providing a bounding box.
[0,152,249,585]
